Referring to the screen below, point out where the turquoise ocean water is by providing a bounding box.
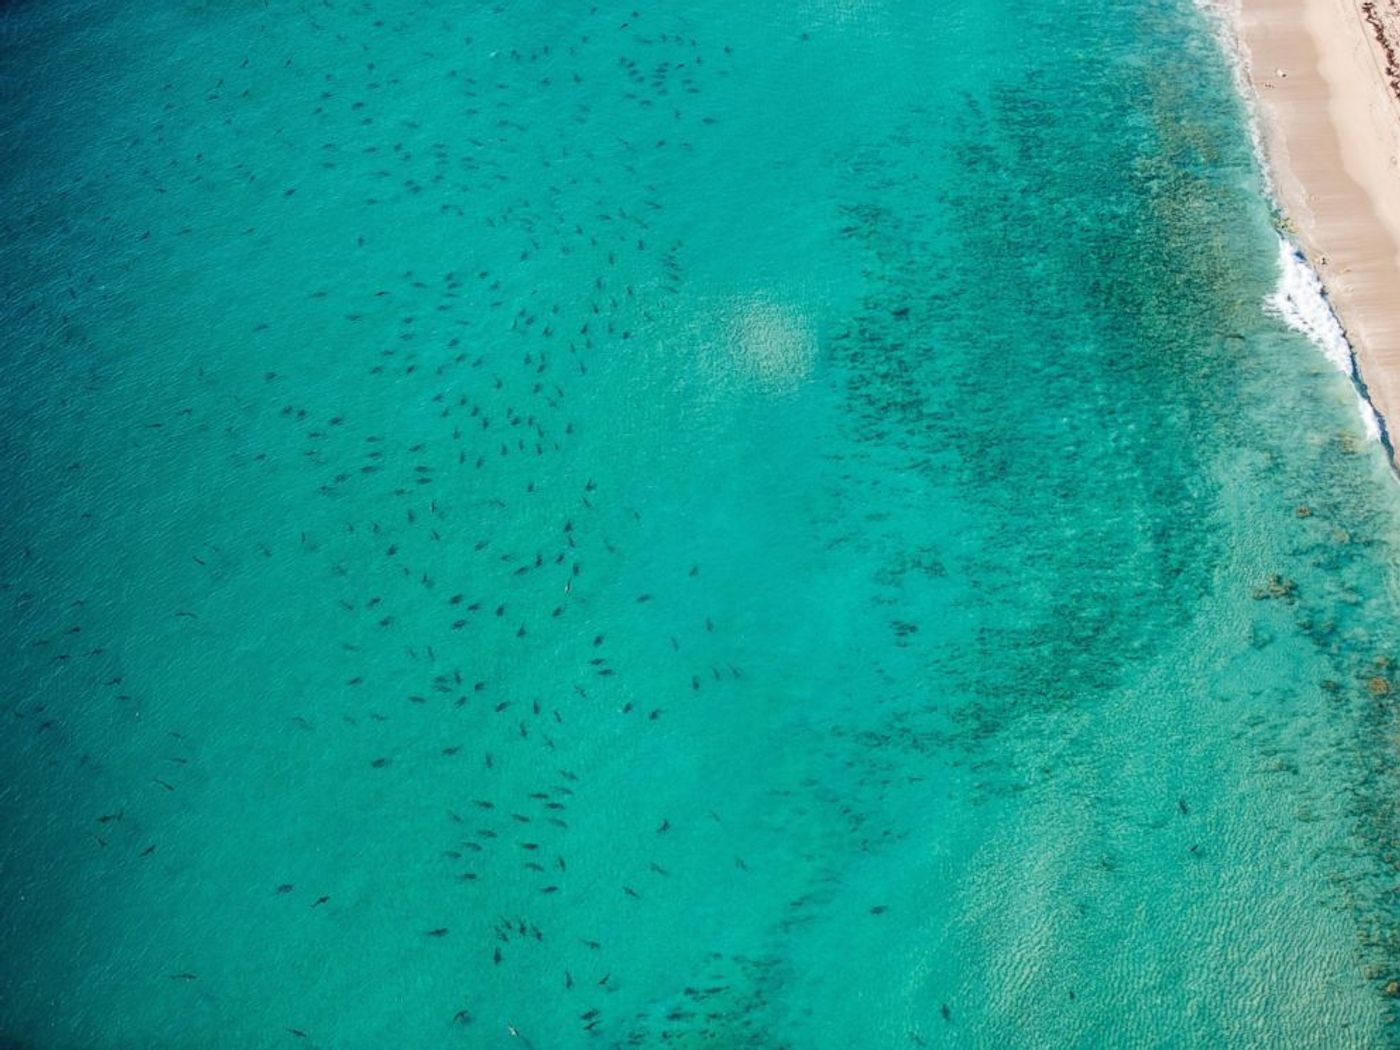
[5,1,1400,1046]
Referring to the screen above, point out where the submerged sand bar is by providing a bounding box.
[1231,0,1400,444]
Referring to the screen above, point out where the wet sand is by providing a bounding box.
[1231,0,1400,447]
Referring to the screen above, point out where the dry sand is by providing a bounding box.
[1230,0,1400,446]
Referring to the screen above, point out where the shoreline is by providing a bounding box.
[1223,0,1400,458]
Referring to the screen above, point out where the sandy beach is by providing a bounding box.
[1230,0,1400,446]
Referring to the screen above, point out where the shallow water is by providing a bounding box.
[5,1,1400,1047]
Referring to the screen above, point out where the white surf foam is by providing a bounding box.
[1357,392,1384,442]
[1265,238,1356,376]
[1265,238,1386,440]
